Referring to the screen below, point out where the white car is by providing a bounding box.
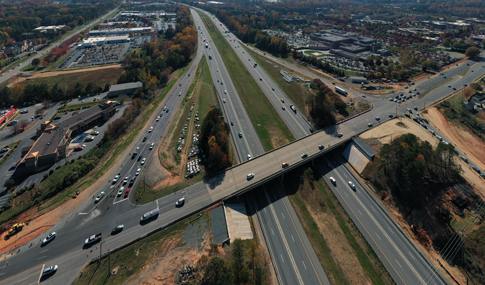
[141,158,146,165]
[117,187,125,197]
[95,192,105,203]
[149,127,153,133]
[176,197,185,207]
[113,175,120,183]
[348,181,356,190]
[330,177,336,185]
[156,116,160,122]
[42,265,58,276]
[42,232,57,245]
[224,90,227,94]
[247,173,254,180]
[247,154,251,160]
[136,168,141,176]
[123,176,129,184]
[150,143,154,150]
[223,99,226,103]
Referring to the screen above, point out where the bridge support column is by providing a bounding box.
[279,174,284,185]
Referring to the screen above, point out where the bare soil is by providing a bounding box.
[8,65,122,87]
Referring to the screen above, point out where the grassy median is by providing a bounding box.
[199,12,294,151]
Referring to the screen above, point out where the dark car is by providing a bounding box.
[143,136,148,142]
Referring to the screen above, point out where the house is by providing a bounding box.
[464,93,485,113]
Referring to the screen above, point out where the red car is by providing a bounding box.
[124,188,130,198]
[179,83,182,86]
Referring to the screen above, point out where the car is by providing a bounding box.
[238,132,242,138]
[175,197,185,207]
[150,143,154,150]
[143,136,148,142]
[20,109,28,114]
[91,131,99,135]
[179,83,182,86]
[42,232,57,245]
[453,87,456,90]
[123,176,129,184]
[259,78,262,81]
[337,133,343,137]
[280,98,284,103]
[85,136,95,142]
[112,224,124,234]
[330,177,336,185]
[149,127,153,133]
[272,88,275,91]
[223,99,226,103]
[42,265,58,276]
[141,158,146,165]
[231,121,234,126]
[247,173,254,180]
[117,187,124,196]
[389,98,394,101]
[389,114,394,118]
[179,92,181,96]
[247,154,251,160]
[224,90,227,94]
[136,168,141,176]
[221,82,223,85]
[282,106,285,110]
[464,84,468,87]
[166,109,169,113]
[309,128,314,133]
[113,175,120,183]
[301,153,308,159]
[124,188,130,197]
[95,192,105,203]
[368,123,373,127]
[414,106,418,111]
[248,59,250,61]
[318,145,325,150]
[282,162,289,168]
[348,181,356,190]
[138,154,143,161]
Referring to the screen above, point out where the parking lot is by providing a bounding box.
[70,42,131,68]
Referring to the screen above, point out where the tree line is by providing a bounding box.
[309,79,340,129]
[200,108,231,173]
[370,133,461,208]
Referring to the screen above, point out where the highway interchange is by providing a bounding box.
[1,6,485,285]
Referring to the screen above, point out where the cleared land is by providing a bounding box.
[199,12,295,150]
[8,65,122,88]
[282,165,393,284]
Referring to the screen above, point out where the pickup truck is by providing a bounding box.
[85,233,102,245]
[290,104,296,113]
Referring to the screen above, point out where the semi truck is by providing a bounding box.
[84,233,102,245]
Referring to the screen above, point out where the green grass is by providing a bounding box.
[198,58,219,116]
[458,68,469,76]
[199,12,295,151]
[246,48,312,115]
[73,210,209,285]
[17,67,122,89]
[420,77,454,97]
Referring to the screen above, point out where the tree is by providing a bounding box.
[201,257,231,285]
[383,58,389,66]
[465,46,480,59]
[31,58,40,67]
[442,38,452,48]
[232,238,246,285]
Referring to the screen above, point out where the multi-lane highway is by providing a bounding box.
[2,6,485,285]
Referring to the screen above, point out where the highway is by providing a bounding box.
[192,11,265,163]
[2,7,485,285]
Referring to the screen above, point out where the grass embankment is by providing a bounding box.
[199,12,295,151]
[282,163,393,285]
[18,66,122,88]
[138,56,220,203]
[246,48,312,115]
[73,210,210,285]
[458,68,469,76]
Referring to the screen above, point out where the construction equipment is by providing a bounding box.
[7,223,25,235]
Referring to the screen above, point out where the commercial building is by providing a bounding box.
[88,27,153,36]
[14,102,116,176]
[350,76,369,84]
[108,82,143,98]
[76,36,130,49]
